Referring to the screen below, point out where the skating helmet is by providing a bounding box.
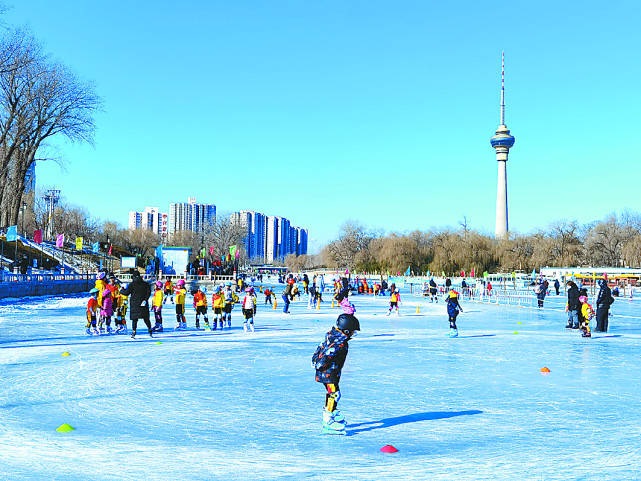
[177,279,186,286]
[245,287,252,293]
[155,281,163,289]
[336,313,360,335]
[96,272,106,280]
[395,288,399,293]
[579,295,588,303]
[449,290,458,298]
[90,288,99,295]
[226,281,232,287]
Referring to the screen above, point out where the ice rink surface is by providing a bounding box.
[2,286,641,480]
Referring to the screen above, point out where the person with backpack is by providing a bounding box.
[312,313,360,435]
[595,279,614,332]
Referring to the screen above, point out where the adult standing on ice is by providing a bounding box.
[120,270,153,339]
[594,279,613,332]
[565,281,580,329]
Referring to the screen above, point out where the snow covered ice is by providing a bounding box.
[2,287,641,480]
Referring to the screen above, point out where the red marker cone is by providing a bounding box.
[380,445,399,453]
[540,367,551,373]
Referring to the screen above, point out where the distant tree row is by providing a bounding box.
[315,211,641,275]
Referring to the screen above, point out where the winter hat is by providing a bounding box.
[579,295,588,303]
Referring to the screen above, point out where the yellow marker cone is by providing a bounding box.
[416,305,420,314]
[316,301,320,310]
[260,286,263,293]
[331,300,335,308]
[61,352,70,357]
[56,423,75,432]
[513,331,519,334]
[273,300,277,309]
[155,341,162,345]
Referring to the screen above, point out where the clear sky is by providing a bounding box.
[6,0,641,252]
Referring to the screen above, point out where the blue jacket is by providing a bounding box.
[313,327,349,384]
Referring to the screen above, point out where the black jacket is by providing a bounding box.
[313,327,349,384]
[120,277,151,319]
[596,282,612,308]
[567,285,580,311]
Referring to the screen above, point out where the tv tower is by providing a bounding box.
[490,52,515,239]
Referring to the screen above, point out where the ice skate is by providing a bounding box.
[91,327,100,335]
[181,322,187,330]
[386,311,391,316]
[130,330,136,339]
[249,322,255,332]
[85,327,91,335]
[175,323,182,330]
[195,321,200,329]
[322,411,346,435]
[204,322,211,331]
[148,329,153,337]
[227,319,231,328]
[212,321,217,331]
[219,320,224,330]
[243,322,248,332]
[152,324,163,333]
[449,328,459,338]
[106,326,114,334]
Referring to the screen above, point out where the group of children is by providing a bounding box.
[86,272,129,335]
[86,275,261,335]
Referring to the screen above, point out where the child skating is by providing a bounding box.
[312,313,360,435]
[387,289,401,316]
[212,285,226,330]
[242,287,257,332]
[579,295,594,338]
[86,288,99,335]
[99,288,114,334]
[193,286,209,330]
[163,279,174,304]
[222,281,237,327]
[174,279,187,330]
[445,289,463,337]
[151,281,164,332]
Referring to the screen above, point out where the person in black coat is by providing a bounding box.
[554,279,560,296]
[595,279,613,332]
[565,281,580,329]
[120,270,153,338]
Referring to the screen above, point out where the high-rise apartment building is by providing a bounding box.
[230,211,266,260]
[168,197,216,234]
[128,207,166,238]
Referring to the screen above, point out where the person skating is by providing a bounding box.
[534,279,546,308]
[212,285,225,330]
[554,279,560,296]
[99,288,114,334]
[193,286,209,330]
[282,280,294,314]
[151,281,164,332]
[222,281,238,328]
[445,289,463,337]
[579,295,594,338]
[264,287,274,306]
[163,279,174,304]
[174,279,187,330]
[387,289,401,316]
[114,288,128,334]
[595,279,614,332]
[120,270,153,339]
[312,312,360,435]
[86,288,100,335]
[242,287,256,332]
[429,278,438,303]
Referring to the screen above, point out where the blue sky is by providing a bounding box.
[7,0,641,252]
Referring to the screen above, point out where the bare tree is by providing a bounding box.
[0,30,100,226]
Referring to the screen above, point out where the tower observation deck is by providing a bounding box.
[491,52,515,239]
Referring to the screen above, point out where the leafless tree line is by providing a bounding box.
[0,29,100,227]
[319,213,641,274]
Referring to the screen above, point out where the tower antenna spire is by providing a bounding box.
[500,51,505,125]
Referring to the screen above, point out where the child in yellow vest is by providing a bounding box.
[152,281,164,332]
[387,289,401,316]
[579,295,594,338]
[174,279,187,330]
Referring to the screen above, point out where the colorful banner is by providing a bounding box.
[33,229,43,244]
[92,241,100,253]
[209,246,215,256]
[404,266,411,276]
[6,225,17,242]
[56,233,64,248]
[108,244,113,256]
[229,245,237,257]
[75,237,83,250]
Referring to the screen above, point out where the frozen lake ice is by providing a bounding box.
[1,286,641,480]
